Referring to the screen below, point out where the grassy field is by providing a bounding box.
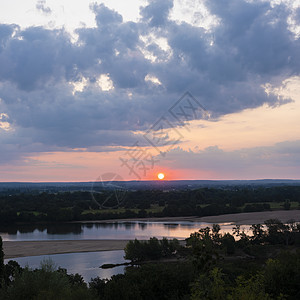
[82,202,299,216]
[82,204,164,215]
[16,211,45,216]
[17,202,299,218]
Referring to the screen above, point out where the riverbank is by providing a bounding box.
[78,210,300,225]
[3,239,130,259]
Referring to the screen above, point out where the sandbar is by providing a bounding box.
[78,210,300,225]
[3,239,130,259]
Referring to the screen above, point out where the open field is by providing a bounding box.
[241,201,299,210]
[82,204,164,215]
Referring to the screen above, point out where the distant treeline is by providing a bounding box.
[0,186,300,224]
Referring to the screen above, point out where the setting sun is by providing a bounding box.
[157,173,165,180]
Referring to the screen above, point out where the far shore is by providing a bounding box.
[3,210,299,259]
[77,209,300,225]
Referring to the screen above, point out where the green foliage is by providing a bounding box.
[1,259,96,300]
[1,221,300,299]
[186,227,219,272]
[3,260,22,286]
[89,276,106,298]
[264,219,291,245]
[250,224,265,244]
[222,233,235,255]
[263,252,300,299]
[124,237,181,262]
[190,251,300,299]
[191,267,226,300]
[90,262,194,300]
[232,219,300,248]
[232,225,250,248]
[228,274,271,300]
[1,185,300,223]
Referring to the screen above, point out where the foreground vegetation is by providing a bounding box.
[0,186,300,224]
[1,218,300,299]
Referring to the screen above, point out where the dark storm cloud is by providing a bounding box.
[0,0,300,163]
[0,26,77,90]
[206,0,299,76]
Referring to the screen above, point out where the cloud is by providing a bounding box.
[0,1,300,165]
[0,26,76,91]
[91,3,123,26]
[296,6,300,22]
[161,140,300,179]
[141,0,174,27]
[36,0,52,15]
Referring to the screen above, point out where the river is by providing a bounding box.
[1,220,250,282]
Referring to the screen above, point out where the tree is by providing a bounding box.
[264,219,288,245]
[264,252,300,298]
[212,224,222,246]
[89,276,106,298]
[124,239,145,262]
[186,227,218,272]
[191,267,226,300]
[283,199,291,210]
[250,224,265,244]
[222,233,235,255]
[4,259,95,299]
[0,236,4,287]
[124,238,181,262]
[3,260,22,286]
[229,274,271,300]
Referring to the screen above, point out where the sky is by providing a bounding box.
[0,0,300,182]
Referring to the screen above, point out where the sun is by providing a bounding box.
[157,173,165,180]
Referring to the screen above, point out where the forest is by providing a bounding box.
[0,186,299,224]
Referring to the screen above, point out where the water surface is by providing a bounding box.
[1,221,251,282]
[0,221,245,242]
[4,250,128,283]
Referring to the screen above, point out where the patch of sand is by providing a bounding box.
[3,240,130,259]
[78,210,300,225]
[196,210,300,225]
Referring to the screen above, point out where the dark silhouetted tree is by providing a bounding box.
[0,236,4,287]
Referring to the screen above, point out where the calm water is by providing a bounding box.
[4,250,128,283]
[0,221,243,242]
[1,221,250,282]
